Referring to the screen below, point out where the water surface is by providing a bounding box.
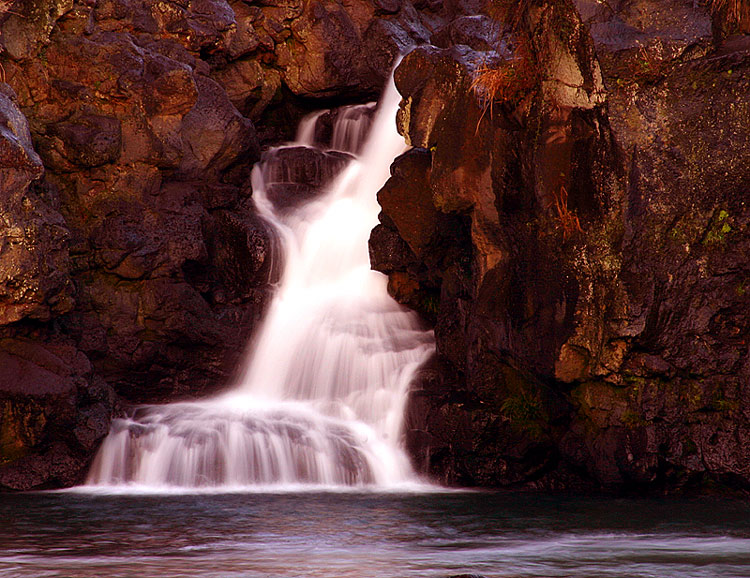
[2,491,749,577]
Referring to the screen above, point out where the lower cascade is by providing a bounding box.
[85,74,435,489]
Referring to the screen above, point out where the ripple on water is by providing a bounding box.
[1,492,750,578]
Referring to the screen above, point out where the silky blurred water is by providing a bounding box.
[85,71,433,490]
[2,491,750,578]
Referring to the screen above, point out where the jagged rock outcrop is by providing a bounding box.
[0,85,73,326]
[0,85,116,490]
[569,0,750,490]
[209,0,446,142]
[372,0,750,492]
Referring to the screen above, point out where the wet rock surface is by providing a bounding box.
[373,0,750,492]
[259,146,353,210]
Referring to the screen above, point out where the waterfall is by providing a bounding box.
[84,72,435,490]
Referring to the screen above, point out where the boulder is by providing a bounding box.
[258,146,353,210]
[209,205,276,296]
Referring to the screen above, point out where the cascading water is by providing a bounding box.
[84,72,435,490]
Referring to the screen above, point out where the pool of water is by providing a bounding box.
[2,490,749,577]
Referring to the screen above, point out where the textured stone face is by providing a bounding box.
[373,0,750,492]
[0,0,75,60]
[0,87,73,327]
[199,0,444,129]
[0,0,269,403]
[0,338,116,491]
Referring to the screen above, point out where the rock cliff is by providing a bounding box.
[372,0,750,492]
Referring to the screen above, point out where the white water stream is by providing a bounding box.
[84,74,435,490]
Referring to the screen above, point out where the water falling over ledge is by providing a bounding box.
[83,72,436,492]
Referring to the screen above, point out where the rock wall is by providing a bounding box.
[372,0,750,492]
[0,84,109,490]
[2,0,747,494]
[0,0,448,490]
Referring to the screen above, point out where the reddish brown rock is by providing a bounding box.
[0,0,74,60]
[376,148,438,257]
[373,1,750,493]
[0,338,116,491]
[0,85,74,327]
[211,0,442,140]
[0,0,269,405]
